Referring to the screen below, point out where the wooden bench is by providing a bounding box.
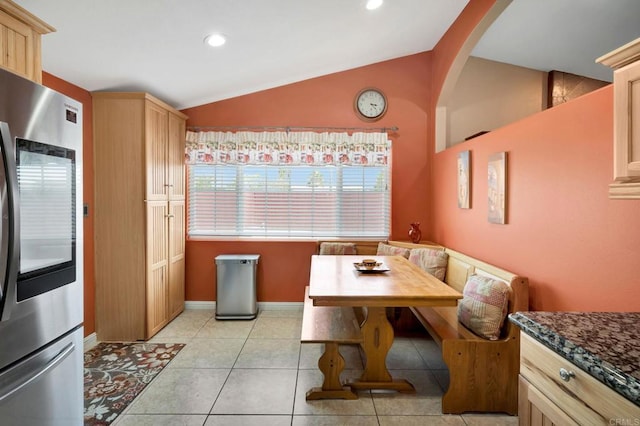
[301,286,363,400]
[389,241,529,415]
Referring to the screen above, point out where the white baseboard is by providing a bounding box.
[184,301,216,310]
[84,332,98,351]
[184,301,303,311]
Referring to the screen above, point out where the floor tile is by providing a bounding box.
[168,338,245,369]
[249,316,303,339]
[196,318,256,339]
[235,338,300,368]
[461,413,519,425]
[386,338,428,369]
[205,414,292,425]
[294,369,376,416]
[292,415,379,425]
[378,415,465,425]
[412,337,448,369]
[101,308,519,424]
[371,369,444,416]
[259,308,303,318]
[211,368,297,415]
[113,414,207,426]
[127,368,229,414]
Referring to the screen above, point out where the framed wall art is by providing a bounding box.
[457,150,471,209]
[488,152,507,224]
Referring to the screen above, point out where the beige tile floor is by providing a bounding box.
[112,308,518,426]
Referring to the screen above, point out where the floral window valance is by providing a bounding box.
[185,130,390,166]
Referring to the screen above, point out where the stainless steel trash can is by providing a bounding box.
[215,254,260,320]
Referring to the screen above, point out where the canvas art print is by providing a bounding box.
[457,150,470,209]
[488,152,507,224]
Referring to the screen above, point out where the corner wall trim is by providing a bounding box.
[84,332,98,352]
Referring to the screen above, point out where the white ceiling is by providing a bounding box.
[15,0,640,110]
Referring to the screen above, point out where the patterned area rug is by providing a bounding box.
[84,342,185,425]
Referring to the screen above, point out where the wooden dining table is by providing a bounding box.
[307,254,463,393]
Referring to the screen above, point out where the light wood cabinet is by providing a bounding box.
[518,333,639,425]
[0,0,54,83]
[93,92,187,341]
[596,37,640,199]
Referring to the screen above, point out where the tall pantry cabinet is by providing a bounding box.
[93,92,187,341]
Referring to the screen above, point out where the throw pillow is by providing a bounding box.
[319,242,356,255]
[408,248,448,280]
[376,243,410,258]
[457,274,510,340]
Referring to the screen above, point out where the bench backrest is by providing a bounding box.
[388,241,529,341]
[443,248,529,340]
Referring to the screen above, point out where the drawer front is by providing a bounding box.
[520,333,640,425]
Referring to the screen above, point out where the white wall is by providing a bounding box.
[446,56,547,147]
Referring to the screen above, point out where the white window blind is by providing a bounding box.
[188,164,390,238]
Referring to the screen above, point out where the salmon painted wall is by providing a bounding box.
[429,0,640,312]
[42,72,95,335]
[430,86,640,312]
[181,53,432,302]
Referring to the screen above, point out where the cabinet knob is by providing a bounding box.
[165,214,175,218]
[559,368,576,382]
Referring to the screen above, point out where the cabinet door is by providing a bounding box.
[613,62,640,182]
[518,376,578,426]
[168,199,185,320]
[0,12,35,81]
[145,101,169,201]
[168,112,186,200]
[146,201,169,338]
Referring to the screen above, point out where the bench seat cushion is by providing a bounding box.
[319,242,356,255]
[457,274,510,340]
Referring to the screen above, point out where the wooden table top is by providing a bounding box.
[308,255,462,307]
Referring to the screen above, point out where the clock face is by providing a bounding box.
[355,88,387,121]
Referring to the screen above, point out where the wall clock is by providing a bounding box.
[354,88,387,122]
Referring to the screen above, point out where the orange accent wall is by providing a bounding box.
[42,72,95,335]
[430,86,640,311]
[181,53,433,302]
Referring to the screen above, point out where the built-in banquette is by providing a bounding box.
[308,240,529,414]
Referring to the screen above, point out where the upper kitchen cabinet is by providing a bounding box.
[93,92,188,341]
[0,0,54,83]
[597,37,640,199]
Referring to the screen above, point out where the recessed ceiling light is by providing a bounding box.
[366,0,383,10]
[204,33,226,47]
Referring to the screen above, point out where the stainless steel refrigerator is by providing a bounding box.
[0,68,84,425]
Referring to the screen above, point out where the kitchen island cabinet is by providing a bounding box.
[510,312,640,425]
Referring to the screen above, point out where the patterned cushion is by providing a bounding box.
[457,274,510,340]
[408,248,448,280]
[376,243,410,258]
[319,242,356,255]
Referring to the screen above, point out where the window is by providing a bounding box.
[185,130,391,239]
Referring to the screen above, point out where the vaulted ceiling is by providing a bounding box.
[16,0,640,110]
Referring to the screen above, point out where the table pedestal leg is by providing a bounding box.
[348,306,416,393]
[306,342,358,400]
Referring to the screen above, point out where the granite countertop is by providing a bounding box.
[509,311,640,406]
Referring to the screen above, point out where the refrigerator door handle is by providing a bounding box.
[0,341,75,403]
[0,122,19,320]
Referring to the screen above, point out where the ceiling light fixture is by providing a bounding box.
[366,0,383,10]
[204,33,227,47]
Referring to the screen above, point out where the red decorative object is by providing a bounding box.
[408,222,421,244]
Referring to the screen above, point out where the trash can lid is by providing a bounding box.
[215,254,260,263]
